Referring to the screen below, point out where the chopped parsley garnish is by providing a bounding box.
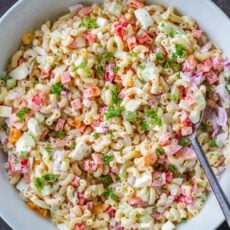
[210,139,218,147]
[170,93,178,102]
[105,106,124,119]
[180,218,188,223]
[173,44,186,58]
[178,137,189,147]
[97,52,114,63]
[200,122,212,132]
[103,188,119,201]
[152,204,157,212]
[101,175,113,186]
[155,163,164,171]
[16,107,31,122]
[70,141,76,150]
[79,16,97,29]
[114,66,120,73]
[156,148,165,156]
[156,53,164,61]
[33,80,39,85]
[168,165,177,173]
[141,107,162,130]
[140,121,149,131]
[102,154,113,165]
[51,82,65,96]
[54,131,66,139]
[34,173,58,190]
[111,85,122,105]
[72,59,90,73]
[94,65,104,76]
[163,60,181,71]
[93,133,101,139]
[108,130,114,138]
[45,144,54,156]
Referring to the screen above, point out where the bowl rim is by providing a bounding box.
[0,0,229,229]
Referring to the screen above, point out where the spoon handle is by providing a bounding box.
[190,136,230,227]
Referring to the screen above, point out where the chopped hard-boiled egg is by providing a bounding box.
[138,62,160,82]
[134,8,153,29]
[28,118,41,137]
[125,99,142,112]
[134,172,152,188]
[162,220,176,230]
[70,140,91,160]
[16,132,35,152]
[0,106,12,117]
[108,2,122,17]
[96,17,108,27]
[9,63,29,80]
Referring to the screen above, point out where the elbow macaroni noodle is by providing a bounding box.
[0,0,229,229]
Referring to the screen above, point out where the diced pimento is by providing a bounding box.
[84,32,97,42]
[191,29,202,39]
[106,206,116,218]
[74,223,85,230]
[78,7,92,17]
[127,36,137,50]
[105,64,115,82]
[128,0,144,9]
[175,194,192,204]
[204,71,218,85]
[83,87,101,98]
[114,19,129,38]
[29,92,46,112]
[55,119,65,131]
[166,172,173,183]
[138,32,152,44]
[61,72,71,85]
[71,98,82,110]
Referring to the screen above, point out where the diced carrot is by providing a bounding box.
[21,31,33,44]
[92,203,109,214]
[143,153,157,167]
[37,208,48,217]
[69,118,82,128]
[9,128,22,144]
[27,202,37,210]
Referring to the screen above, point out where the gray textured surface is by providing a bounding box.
[0,0,229,229]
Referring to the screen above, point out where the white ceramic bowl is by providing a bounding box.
[0,1,230,229]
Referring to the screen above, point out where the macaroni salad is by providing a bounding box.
[0,0,230,229]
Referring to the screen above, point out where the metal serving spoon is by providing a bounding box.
[188,108,230,227]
